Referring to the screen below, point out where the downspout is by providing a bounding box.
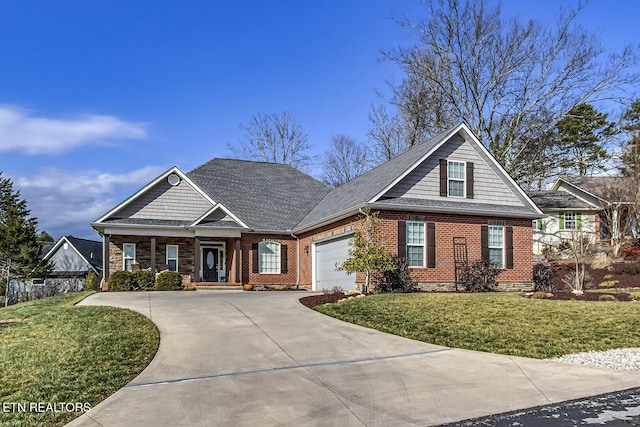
[290,232,300,289]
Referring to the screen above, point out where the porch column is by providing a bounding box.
[194,237,201,282]
[103,234,110,282]
[150,237,156,272]
[235,238,241,283]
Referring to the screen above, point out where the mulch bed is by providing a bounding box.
[300,292,349,309]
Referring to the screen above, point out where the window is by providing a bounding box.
[563,212,580,230]
[406,221,425,267]
[123,243,136,271]
[532,219,543,231]
[166,245,178,272]
[447,161,465,197]
[488,225,504,268]
[259,241,280,274]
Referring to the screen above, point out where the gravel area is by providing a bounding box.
[550,348,640,372]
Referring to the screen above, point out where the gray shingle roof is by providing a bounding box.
[187,159,331,231]
[560,176,626,202]
[527,190,597,210]
[295,128,454,231]
[65,236,103,271]
[374,197,541,218]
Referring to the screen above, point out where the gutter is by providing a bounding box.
[290,231,300,289]
[368,202,544,219]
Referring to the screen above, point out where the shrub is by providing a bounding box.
[322,286,344,295]
[459,259,501,292]
[374,257,417,293]
[598,280,619,288]
[623,246,640,260]
[155,271,182,291]
[532,263,557,293]
[108,270,135,291]
[622,262,640,275]
[84,270,102,291]
[133,270,155,291]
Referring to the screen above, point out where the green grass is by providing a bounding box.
[0,292,159,427]
[314,292,640,359]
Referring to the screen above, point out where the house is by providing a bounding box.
[528,176,636,255]
[91,123,543,291]
[41,235,103,289]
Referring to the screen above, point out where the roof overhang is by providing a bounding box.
[92,222,244,238]
[369,202,544,219]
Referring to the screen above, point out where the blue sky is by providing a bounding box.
[0,0,637,240]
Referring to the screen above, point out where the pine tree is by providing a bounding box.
[0,173,51,298]
[620,99,640,176]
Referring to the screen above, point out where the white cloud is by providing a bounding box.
[0,105,147,154]
[11,166,165,239]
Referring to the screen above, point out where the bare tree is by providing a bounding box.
[322,135,370,187]
[367,104,409,164]
[598,177,640,257]
[378,0,638,176]
[228,112,315,169]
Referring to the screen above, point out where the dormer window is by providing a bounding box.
[447,161,466,197]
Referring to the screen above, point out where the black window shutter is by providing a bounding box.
[252,243,259,273]
[398,221,406,258]
[439,159,447,197]
[466,162,474,199]
[281,244,288,274]
[505,226,514,269]
[480,225,489,261]
[427,222,436,268]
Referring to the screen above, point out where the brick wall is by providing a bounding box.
[241,234,300,287]
[299,211,533,290]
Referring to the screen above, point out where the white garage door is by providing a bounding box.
[315,235,355,291]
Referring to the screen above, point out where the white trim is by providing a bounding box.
[99,225,242,238]
[200,242,227,282]
[487,224,505,269]
[367,123,544,216]
[123,243,136,271]
[258,241,281,274]
[43,236,99,274]
[166,244,178,272]
[406,221,426,268]
[94,167,216,224]
[190,203,249,229]
[447,160,466,198]
[551,178,608,206]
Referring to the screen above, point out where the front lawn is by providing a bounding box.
[0,292,159,427]
[313,292,640,359]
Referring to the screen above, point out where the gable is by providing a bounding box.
[109,175,213,222]
[382,133,522,206]
[554,180,606,207]
[193,205,244,228]
[48,243,92,273]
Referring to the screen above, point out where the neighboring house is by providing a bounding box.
[40,235,103,290]
[91,123,543,291]
[528,176,636,255]
[7,236,103,303]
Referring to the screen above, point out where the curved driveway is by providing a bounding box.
[69,291,640,427]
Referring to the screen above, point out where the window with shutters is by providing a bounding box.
[259,241,280,274]
[562,212,580,230]
[447,161,465,197]
[406,221,425,267]
[488,225,504,268]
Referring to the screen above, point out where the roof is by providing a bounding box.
[295,123,542,231]
[43,236,103,272]
[557,176,627,202]
[187,159,331,231]
[373,197,541,218]
[527,190,598,210]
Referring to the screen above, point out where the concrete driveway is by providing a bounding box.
[68,291,640,427]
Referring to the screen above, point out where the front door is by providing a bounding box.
[203,248,219,282]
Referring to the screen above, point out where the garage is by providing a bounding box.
[314,234,356,291]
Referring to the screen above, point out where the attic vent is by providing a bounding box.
[168,173,181,186]
[63,243,69,250]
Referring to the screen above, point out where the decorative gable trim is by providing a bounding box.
[368,123,542,215]
[190,203,249,229]
[94,167,216,224]
[43,236,99,274]
[551,178,608,206]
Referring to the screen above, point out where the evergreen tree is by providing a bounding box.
[619,99,640,176]
[0,173,51,283]
[555,103,616,176]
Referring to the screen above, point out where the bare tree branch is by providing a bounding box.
[321,135,370,187]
